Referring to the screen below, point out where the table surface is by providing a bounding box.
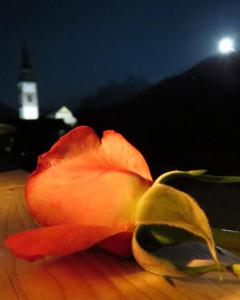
[0,170,239,300]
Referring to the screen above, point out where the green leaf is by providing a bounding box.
[133,225,240,278]
[132,226,187,278]
[156,169,240,254]
[133,170,240,278]
[155,169,240,253]
[135,182,217,263]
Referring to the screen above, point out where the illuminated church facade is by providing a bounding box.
[18,47,77,127]
[18,47,39,120]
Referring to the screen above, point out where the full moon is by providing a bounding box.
[218,37,235,54]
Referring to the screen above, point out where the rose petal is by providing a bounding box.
[99,231,133,257]
[101,130,152,181]
[6,126,152,260]
[5,224,121,261]
[26,126,152,229]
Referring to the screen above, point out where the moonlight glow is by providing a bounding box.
[218,37,235,54]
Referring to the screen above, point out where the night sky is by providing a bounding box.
[1,0,240,110]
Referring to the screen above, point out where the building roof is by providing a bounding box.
[47,106,77,126]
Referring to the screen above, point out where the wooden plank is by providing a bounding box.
[0,170,239,300]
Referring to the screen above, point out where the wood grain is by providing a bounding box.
[0,170,239,300]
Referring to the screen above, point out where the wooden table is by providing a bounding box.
[0,170,239,300]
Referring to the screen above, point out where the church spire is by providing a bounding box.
[19,45,35,82]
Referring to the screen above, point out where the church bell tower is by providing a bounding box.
[18,46,39,120]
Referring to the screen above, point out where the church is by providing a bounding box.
[18,46,39,120]
[0,47,78,171]
[18,46,77,127]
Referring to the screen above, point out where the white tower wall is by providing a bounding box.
[18,82,39,119]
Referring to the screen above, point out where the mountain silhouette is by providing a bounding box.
[129,51,240,116]
[128,52,240,175]
[77,52,240,178]
[79,75,152,109]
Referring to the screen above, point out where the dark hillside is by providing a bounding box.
[77,52,240,177]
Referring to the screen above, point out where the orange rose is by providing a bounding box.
[5,126,152,260]
[6,125,240,279]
